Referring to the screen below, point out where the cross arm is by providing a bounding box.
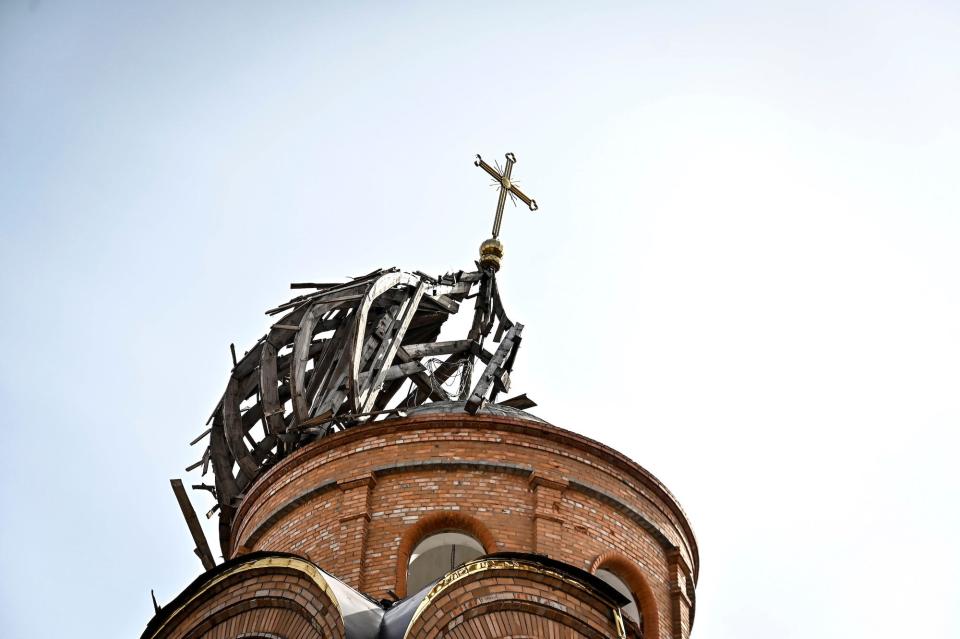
[474,155,503,181]
[508,184,538,211]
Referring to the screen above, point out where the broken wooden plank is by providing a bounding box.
[370,319,445,411]
[185,446,210,473]
[497,393,537,410]
[264,288,340,317]
[265,303,313,345]
[223,376,259,478]
[229,338,266,380]
[290,282,340,289]
[314,326,383,420]
[189,427,211,446]
[382,360,427,382]
[276,327,337,376]
[348,272,423,398]
[470,341,494,365]
[396,348,459,406]
[421,293,460,314]
[265,270,389,315]
[359,283,426,414]
[357,360,426,386]
[258,341,285,438]
[465,323,523,414]
[412,270,439,284]
[290,301,336,424]
[306,315,355,417]
[170,478,216,571]
[467,269,495,342]
[401,339,474,360]
[208,411,238,505]
[351,267,389,280]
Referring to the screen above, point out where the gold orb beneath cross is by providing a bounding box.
[479,237,504,271]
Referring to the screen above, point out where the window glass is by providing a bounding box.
[407,531,484,593]
[596,568,641,626]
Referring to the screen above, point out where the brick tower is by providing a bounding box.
[143,155,698,639]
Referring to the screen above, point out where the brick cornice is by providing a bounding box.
[337,474,377,491]
[529,471,569,491]
[233,413,699,580]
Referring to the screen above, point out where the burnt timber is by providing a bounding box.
[190,266,530,552]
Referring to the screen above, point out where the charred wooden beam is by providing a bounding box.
[497,393,537,410]
[192,265,534,555]
[421,293,459,314]
[402,339,474,360]
[396,347,453,405]
[290,282,340,289]
[290,302,338,424]
[189,428,211,446]
[259,341,285,438]
[347,272,424,410]
[310,325,384,422]
[170,478,216,571]
[465,323,523,414]
[359,283,426,414]
[209,411,238,506]
[265,270,392,316]
[223,376,259,478]
[306,316,355,417]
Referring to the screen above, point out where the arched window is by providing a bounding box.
[406,531,485,593]
[597,568,642,629]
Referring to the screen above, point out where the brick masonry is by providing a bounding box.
[227,412,698,639]
[149,564,344,639]
[406,564,624,638]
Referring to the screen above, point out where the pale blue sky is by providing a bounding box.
[1,2,958,638]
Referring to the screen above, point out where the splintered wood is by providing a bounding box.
[188,266,534,549]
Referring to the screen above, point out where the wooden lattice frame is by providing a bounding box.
[185,266,532,549]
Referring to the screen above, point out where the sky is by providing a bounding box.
[1,1,958,637]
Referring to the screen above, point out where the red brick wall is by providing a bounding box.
[405,561,625,638]
[149,563,344,639]
[230,413,698,639]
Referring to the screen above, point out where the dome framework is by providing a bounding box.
[192,264,530,550]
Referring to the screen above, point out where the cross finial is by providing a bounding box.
[474,152,538,271]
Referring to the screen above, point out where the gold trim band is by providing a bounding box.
[146,557,341,639]
[402,557,626,639]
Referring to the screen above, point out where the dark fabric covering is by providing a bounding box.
[378,581,437,639]
[325,574,384,638]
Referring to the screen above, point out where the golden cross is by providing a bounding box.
[475,152,538,239]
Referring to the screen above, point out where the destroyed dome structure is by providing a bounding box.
[145,154,699,639]
[201,264,532,552]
